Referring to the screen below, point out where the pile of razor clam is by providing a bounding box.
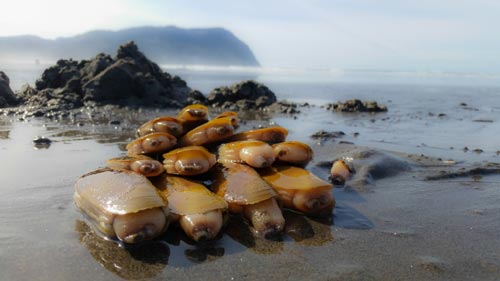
[74,104,351,244]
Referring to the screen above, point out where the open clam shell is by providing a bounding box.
[260,165,334,216]
[74,169,169,243]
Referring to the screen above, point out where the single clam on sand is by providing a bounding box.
[74,169,169,243]
[211,163,285,238]
[152,175,228,241]
[106,155,164,177]
[218,140,276,168]
[260,165,334,216]
[163,146,216,176]
[330,159,352,185]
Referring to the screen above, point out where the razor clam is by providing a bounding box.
[330,159,352,185]
[74,169,169,243]
[211,163,285,238]
[178,117,234,147]
[177,104,209,132]
[163,146,216,176]
[136,116,183,137]
[214,111,239,129]
[106,155,164,177]
[229,126,288,144]
[126,132,177,156]
[218,140,275,168]
[153,175,228,241]
[272,141,313,167]
[260,165,334,216]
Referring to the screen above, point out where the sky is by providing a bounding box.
[1,0,499,73]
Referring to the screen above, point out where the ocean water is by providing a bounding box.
[3,64,500,162]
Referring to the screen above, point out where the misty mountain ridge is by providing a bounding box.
[0,26,259,66]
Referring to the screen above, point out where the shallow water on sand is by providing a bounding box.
[1,75,500,280]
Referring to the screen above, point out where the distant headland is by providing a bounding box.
[0,26,259,67]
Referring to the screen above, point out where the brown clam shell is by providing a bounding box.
[212,163,277,207]
[126,132,177,156]
[74,169,168,238]
[178,117,234,147]
[162,146,216,176]
[106,155,164,177]
[229,126,288,144]
[272,141,313,166]
[136,116,183,137]
[154,175,227,216]
[214,111,239,129]
[259,165,334,215]
[260,166,332,192]
[177,104,209,132]
[218,140,275,168]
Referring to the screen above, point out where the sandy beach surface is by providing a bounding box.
[1,87,500,281]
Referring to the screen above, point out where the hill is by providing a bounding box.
[0,26,259,66]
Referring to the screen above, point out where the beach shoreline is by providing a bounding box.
[0,103,499,280]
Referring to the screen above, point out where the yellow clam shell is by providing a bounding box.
[162,146,216,176]
[154,175,227,216]
[212,163,277,206]
[74,169,168,238]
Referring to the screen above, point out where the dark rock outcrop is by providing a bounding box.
[16,41,191,116]
[0,71,18,107]
[324,99,387,113]
[206,80,277,110]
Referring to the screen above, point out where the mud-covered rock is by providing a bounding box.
[207,80,277,110]
[324,99,387,113]
[310,130,345,140]
[0,71,18,107]
[16,41,191,116]
[267,101,300,114]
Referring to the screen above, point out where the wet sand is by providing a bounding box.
[1,105,500,281]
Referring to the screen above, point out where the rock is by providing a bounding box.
[16,41,191,116]
[0,71,19,107]
[32,136,52,149]
[186,90,207,105]
[324,99,387,113]
[310,130,345,140]
[267,101,300,114]
[207,80,277,110]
